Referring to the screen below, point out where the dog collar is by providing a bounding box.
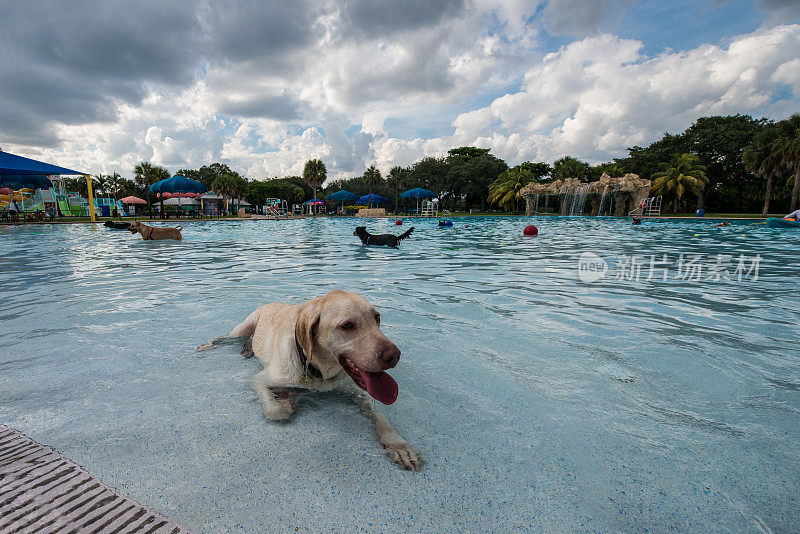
[295,334,323,382]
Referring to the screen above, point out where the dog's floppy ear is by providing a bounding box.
[295,298,322,363]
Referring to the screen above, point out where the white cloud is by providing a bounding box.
[434,24,800,165]
[361,111,388,136]
[4,4,799,182]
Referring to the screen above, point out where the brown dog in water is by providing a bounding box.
[128,220,183,240]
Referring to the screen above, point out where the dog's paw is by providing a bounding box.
[263,396,295,422]
[263,404,292,422]
[383,441,423,471]
[196,342,213,352]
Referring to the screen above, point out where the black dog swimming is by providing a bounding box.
[354,226,414,247]
[104,220,132,230]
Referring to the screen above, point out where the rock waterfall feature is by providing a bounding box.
[521,173,652,217]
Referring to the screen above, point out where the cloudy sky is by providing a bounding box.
[2,0,799,182]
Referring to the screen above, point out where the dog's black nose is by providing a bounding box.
[380,344,401,369]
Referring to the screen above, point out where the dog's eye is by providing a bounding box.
[340,321,355,331]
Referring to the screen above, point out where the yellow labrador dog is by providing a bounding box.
[128,220,182,240]
[198,290,422,470]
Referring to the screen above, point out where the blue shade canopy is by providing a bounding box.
[0,151,85,176]
[358,193,389,204]
[0,174,54,189]
[325,190,359,202]
[399,187,435,199]
[0,152,83,188]
[149,175,208,194]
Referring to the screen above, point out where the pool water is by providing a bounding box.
[1,216,798,532]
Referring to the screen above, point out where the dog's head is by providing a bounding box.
[296,289,400,404]
[127,220,142,233]
[353,226,368,237]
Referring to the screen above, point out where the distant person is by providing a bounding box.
[713,221,731,227]
[8,198,19,222]
[631,218,642,225]
[783,209,800,220]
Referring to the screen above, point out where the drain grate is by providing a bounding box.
[0,425,188,533]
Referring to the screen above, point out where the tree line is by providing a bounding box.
[318,112,799,215]
[74,112,800,216]
[605,113,800,216]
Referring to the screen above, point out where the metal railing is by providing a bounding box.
[629,196,662,218]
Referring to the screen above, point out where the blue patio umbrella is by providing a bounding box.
[399,187,435,199]
[148,175,208,194]
[358,193,389,205]
[149,175,208,215]
[325,190,359,202]
[399,187,436,213]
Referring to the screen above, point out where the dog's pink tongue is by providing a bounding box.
[361,371,398,405]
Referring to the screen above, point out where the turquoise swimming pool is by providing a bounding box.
[1,216,798,532]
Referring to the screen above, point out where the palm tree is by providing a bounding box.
[231,174,249,215]
[775,114,800,211]
[362,165,382,206]
[108,172,122,200]
[744,126,782,217]
[595,162,625,178]
[651,153,708,214]
[64,177,85,196]
[132,162,169,187]
[387,166,409,213]
[133,162,170,216]
[211,174,236,215]
[133,162,151,187]
[303,159,327,211]
[488,167,533,213]
[93,174,110,197]
[552,156,591,182]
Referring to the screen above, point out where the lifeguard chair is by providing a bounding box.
[421,199,438,217]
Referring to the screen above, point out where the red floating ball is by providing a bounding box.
[523,225,538,236]
[395,219,403,225]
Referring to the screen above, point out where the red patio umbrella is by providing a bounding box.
[120,196,147,204]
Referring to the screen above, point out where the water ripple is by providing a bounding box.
[1,216,798,532]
